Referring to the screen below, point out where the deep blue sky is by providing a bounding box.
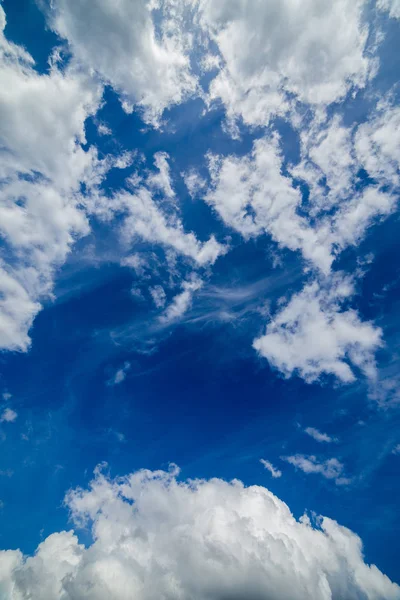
[0,0,400,593]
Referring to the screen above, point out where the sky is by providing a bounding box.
[0,0,400,598]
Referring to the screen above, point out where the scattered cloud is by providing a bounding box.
[199,0,374,127]
[282,455,351,486]
[260,458,282,478]
[150,285,167,309]
[160,277,203,323]
[48,0,197,125]
[0,408,17,423]
[304,427,337,444]
[206,135,333,273]
[108,361,131,386]
[254,275,382,383]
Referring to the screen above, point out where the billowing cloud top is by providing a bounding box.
[1,465,399,599]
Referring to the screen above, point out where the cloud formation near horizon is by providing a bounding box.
[0,465,398,600]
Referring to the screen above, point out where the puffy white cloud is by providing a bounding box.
[0,5,119,352]
[282,455,351,486]
[199,0,374,127]
[253,275,382,383]
[206,135,333,273]
[0,465,398,599]
[304,427,337,444]
[0,408,17,423]
[355,103,400,188]
[260,458,282,478]
[291,116,357,213]
[120,185,226,267]
[160,276,203,323]
[48,0,197,125]
[377,0,400,19]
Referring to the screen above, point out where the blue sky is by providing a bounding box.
[0,0,400,598]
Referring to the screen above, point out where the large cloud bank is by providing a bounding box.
[0,465,398,599]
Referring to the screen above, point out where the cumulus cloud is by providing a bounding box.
[304,427,337,444]
[0,5,124,351]
[282,455,351,486]
[260,458,282,478]
[198,0,374,127]
[206,135,333,273]
[0,408,17,423]
[253,275,382,383]
[355,103,400,188]
[0,465,398,599]
[88,153,227,268]
[48,0,197,125]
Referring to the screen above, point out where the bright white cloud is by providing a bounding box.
[305,427,337,444]
[260,458,282,478]
[355,103,400,188]
[0,5,121,352]
[253,275,382,383]
[147,152,175,199]
[282,454,351,486]
[199,0,374,127]
[0,408,17,423]
[48,0,197,125]
[160,277,203,323]
[206,135,333,273]
[0,465,398,599]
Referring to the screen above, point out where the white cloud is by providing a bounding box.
[48,0,197,125]
[0,5,122,352]
[0,408,17,423]
[282,455,351,486]
[392,444,400,455]
[147,152,175,199]
[377,0,400,19]
[253,275,382,383]
[182,169,206,198]
[160,277,203,323]
[304,427,337,444]
[355,103,400,188]
[0,465,398,599]
[206,135,333,273]
[150,285,167,309]
[119,185,226,267]
[260,458,282,478]
[199,0,374,127]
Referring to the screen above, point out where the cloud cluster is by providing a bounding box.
[282,455,351,486]
[0,5,116,351]
[0,465,398,599]
[253,275,382,383]
[48,0,197,125]
[198,0,373,127]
